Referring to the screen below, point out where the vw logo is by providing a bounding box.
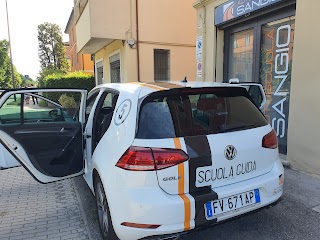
[224,145,237,160]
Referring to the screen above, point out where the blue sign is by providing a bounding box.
[215,0,284,25]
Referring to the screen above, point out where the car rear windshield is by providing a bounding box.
[136,87,268,139]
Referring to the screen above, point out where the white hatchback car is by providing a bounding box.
[0,82,284,240]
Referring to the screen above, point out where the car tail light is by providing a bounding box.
[262,130,278,149]
[152,148,189,170]
[116,146,189,171]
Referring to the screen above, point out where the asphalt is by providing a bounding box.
[74,167,320,240]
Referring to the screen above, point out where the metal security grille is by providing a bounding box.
[110,53,120,83]
[96,61,104,85]
[154,49,170,81]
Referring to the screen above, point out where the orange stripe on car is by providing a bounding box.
[174,138,191,231]
[129,82,166,91]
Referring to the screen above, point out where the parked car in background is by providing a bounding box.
[0,82,283,240]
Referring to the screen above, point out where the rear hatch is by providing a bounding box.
[132,87,278,195]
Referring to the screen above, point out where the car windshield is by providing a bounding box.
[136,87,268,139]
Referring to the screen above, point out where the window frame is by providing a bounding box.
[108,50,121,83]
[95,58,104,85]
[154,49,170,82]
[223,9,296,83]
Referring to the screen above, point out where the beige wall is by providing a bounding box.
[76,0,132,53]
[139,43,196,82]
[138,0,197,81]
[76,2,91,53]
[95,40,138,83]
[90,0,131,39]
[139,0,196,45]
[287,0,320,176]
[194,0,226,82]
[91,0,197,83]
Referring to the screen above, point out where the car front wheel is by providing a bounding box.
[95,177,119,240]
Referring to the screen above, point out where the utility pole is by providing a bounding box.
[5,0,16,88]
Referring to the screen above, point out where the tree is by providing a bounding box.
[37,22,69,73]
[0,39,22,88]
[37,68,64,87]
[21,75,36,87]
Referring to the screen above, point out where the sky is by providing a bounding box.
[0,0,74,80]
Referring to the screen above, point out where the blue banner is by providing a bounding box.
[215,0,284,25]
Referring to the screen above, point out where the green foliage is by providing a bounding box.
[21,75,36,87]
[40,71,95,103]
[6,97,21,106]
[58,94,77,108]
[37,68,64,86]
[38,100,48,108]
[0,40,22,88]
[37,22,69,73]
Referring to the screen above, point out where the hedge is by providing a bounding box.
[41,72,95,103]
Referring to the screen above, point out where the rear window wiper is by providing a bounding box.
[220,123,255,133]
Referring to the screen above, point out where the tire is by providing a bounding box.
[94,176,119,240]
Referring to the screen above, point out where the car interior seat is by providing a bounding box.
[100,95,119,138]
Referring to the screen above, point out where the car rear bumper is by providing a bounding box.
[110,159,284,240]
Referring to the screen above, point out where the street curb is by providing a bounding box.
[279,153,290,166]
[72,177,94,240]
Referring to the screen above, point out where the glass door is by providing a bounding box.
[228,28,255,82]
[224,12,295,154]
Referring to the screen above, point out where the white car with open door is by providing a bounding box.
[0,82,284,240]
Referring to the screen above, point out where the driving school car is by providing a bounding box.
[0,82,284,240]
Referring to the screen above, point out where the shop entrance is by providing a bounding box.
[224,13,295,154]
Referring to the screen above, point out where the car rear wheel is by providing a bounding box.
[95,177,118,240]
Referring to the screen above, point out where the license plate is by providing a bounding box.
[205,189,260,219]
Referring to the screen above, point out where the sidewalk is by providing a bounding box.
[0,167,90,240]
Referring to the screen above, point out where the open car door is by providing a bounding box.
[0,89,87,183]
[230,81,266,110]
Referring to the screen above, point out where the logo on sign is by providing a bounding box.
[224,145,237,160]
[114,99,132,126]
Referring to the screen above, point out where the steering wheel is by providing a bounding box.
[48,109,65,121]
[48,109,59,118]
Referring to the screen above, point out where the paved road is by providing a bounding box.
[74,167,320,240]
[1,167,319,240]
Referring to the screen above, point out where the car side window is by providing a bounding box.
[0,92,81,125]
[85,92,99,122]
[0,94,22,124]
[92,91,119,151]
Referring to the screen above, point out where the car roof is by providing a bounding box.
[95,81,236,95]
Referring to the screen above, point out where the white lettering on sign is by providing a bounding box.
[237,0,277,15]
[271,24,291,138]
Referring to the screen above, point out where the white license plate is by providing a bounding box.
[205,189,260,219]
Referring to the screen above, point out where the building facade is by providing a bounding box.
[74,0,197,84]
[193,0,320,176]
[65,9,94,75]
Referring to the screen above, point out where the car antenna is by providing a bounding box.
[181,76,187,83]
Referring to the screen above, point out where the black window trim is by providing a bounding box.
[136,87,267,139]
[223,7,296,83]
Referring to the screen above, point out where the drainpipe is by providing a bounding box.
[200,0,206,82]
[135,0,141,82]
